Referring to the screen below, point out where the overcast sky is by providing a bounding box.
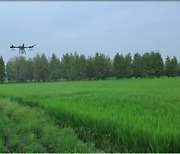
[0,1,180,62]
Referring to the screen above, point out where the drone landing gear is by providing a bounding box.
[19,49,26,55]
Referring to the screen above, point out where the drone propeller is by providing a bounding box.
[30,44,36,48]
[10,44,15,50]
[28,45,36,51]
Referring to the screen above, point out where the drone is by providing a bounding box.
[10,44,35,55]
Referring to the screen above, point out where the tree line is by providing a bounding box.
[0,51,180,83]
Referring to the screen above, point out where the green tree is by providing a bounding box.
[61,53,87,81]
[49,53,61,81]
[141,51,164,78]
[86,56,94,80]
[113,53,125,79]
[74,54,87,80]
[133,53,143,78]
[61,53,74,80]
[124,53,133,78]
[178,60,180,76]
[153,52,164,77]
[6,59,14,82]
[26,58,34,82]
[33,53,49,82]
[40,53,50,81]
[33,54,41,81]
[6,57,29,82]
[141,52,150,77]
[94,53,111,80]
[165,56,178,77]
[0,56,5,83]
[165,56,172,77]
[171,56,178,77]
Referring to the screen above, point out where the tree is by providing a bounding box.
[6,59,15,82]
[26,58,34,82]
[113,53,125,79]
[171,56,178,77]
[141,51,164,78]
[61,53,75,80]
[165,56,172,77]
[153,52,164,77]
[86,56,94,80]
[94,53,111,80]
[124,53,133,78]
[6,56,30,82]
[67,53,84,80]
[33,53,49,82]
[133,53,143,78]
[141,52,151,77]
[4,52,180,82]
[0,56,5,83]
[33,54,42,82]
[165,56,178,77]
[49,53,61,81]
[40,53,50,81]
[178,60,180,76]
[74,54,87,80]
[61,53,87,80]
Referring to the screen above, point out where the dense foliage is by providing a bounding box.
[1,51,180,82]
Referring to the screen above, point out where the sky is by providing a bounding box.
[0,1,180,62]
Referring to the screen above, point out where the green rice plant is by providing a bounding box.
[0,78,180,152]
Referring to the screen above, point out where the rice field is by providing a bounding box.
[0,78,180,152]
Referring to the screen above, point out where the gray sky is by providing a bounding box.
[0,2,180,62]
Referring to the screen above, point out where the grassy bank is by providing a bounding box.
[0,98,96,153]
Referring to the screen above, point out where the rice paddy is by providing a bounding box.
[0,77,180,152]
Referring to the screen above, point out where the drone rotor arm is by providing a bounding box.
[27,45,36,48]
[12,46,20,48]
[22,46,29,48]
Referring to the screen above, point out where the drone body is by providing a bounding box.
[10,44,35,55]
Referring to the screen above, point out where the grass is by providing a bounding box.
[0,99,96,153]
[0,78,180,152]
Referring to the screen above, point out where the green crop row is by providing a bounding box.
[0,78,180,152]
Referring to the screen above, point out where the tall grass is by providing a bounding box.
[0,99,96,153]
[0,78,180,152]
[0,121,3,152]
